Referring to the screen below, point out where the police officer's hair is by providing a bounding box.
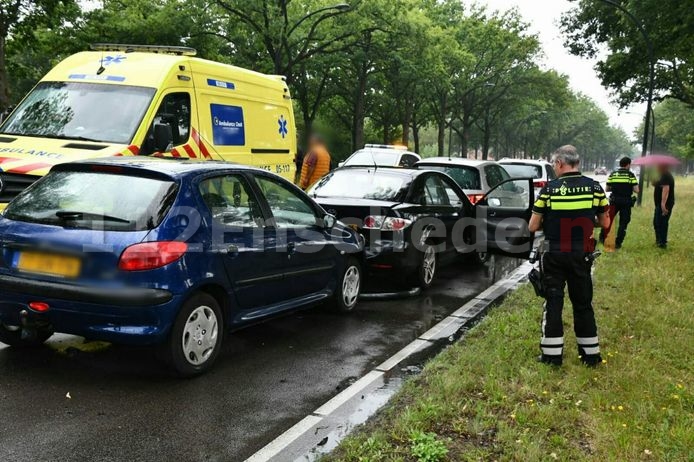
[551,145,580,167]
[619,156,631,167]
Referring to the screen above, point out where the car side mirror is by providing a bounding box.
[322,214,336,229]
[489,197,502,207]
[153,123,173,152]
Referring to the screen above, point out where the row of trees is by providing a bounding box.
[1,0,632,165]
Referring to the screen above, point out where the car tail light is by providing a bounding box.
[533,180,547,189]
[119,241,188,271]
[467,194,485,205]
[29,302,50,312]
[363,215,412,231]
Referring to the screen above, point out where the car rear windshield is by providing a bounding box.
[343,150,400,166]
[3,170,178,231]
[501,163,543,179]
[309,170,407,201]
[417,165,481,190]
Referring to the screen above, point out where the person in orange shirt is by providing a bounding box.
[299,134,331,190]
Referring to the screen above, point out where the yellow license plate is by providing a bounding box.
[17,252,81,278]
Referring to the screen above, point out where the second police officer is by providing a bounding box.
[600,157,639,249]
[529,145,610,367]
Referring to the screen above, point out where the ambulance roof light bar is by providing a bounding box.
[90,43,198,56]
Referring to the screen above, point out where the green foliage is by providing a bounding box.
[409,431,448,462]
[1,0,632,167]
[561,0,694,108]
[642,98,694,159]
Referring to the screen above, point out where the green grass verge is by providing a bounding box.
[325,178,694,462]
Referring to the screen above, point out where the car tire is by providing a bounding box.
[164,293,224,377]
[329,258,362,312]
[410,243,437,289]
[0,323,53,347]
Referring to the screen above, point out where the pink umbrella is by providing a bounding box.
[631,154,681,166]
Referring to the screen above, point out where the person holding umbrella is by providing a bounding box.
[632,154,679,249]
[653,163,675,249]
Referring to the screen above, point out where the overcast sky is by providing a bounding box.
[477,0,644,138]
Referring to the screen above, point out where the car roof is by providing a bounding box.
[332,166,425,178]
[55,157,259,179]
[415,157,497,168]
[498,159,550,166]
[351,147,420,157]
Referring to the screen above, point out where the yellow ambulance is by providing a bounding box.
[0,44,296,208]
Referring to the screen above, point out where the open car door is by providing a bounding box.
[474,178,534,259]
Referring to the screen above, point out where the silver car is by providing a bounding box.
[414,157,512,205]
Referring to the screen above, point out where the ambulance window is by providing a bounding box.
[144,92,191,153]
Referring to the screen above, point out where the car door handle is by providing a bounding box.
[488,211,498,217]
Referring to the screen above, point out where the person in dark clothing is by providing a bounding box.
[529,145,610,367]
[600,157,639,248]
[653,164,675,248]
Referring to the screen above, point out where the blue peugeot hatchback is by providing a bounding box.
[0,159,363,376]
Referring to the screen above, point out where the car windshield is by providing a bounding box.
[1,82,155,144]
[501,163,543,179]
[343,150,401,166]
[4,170,178,231]
[309,170,407,201]
[417,165,481,190]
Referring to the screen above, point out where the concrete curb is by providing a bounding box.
[245,261,533,462]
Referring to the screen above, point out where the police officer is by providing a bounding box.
[600,157,639,248]
[529,145,610,367]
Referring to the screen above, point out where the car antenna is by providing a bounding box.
[370,148,378,173]
[96,50,106,75]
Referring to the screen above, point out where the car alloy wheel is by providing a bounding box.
[422,245,436,286]
[342,265,361,308]
[181,305,219,366]
[330,257,362,312]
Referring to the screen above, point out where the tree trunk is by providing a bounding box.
[482,116,491,160]
[436,93,447,156]
[461,113,471,158]
[0,35,10,112]
[412,123,420,154]
[383,124,390,145]
[401,99,412,147]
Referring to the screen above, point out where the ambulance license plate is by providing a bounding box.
[16,252,81,278]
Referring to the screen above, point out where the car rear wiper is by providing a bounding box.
[55,210,131,224]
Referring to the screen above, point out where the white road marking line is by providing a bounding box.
[375,339,431,372]
[244,415,323,462]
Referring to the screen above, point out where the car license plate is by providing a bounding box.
[16,252,81,278]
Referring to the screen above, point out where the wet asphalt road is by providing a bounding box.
[0,256,520,462]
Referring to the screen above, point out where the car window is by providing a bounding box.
[141,92,191,154]
[399,154,419,168]
[309,170,407,201]
[484,165,507,189]
[487,179,530,209]
[4,170,177,231]
[199,175,263,227]
[255,176,318,228]
[438,176,465,208]
[501,163,543,179]
[422,175,451,206]
[416,165,481,190]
